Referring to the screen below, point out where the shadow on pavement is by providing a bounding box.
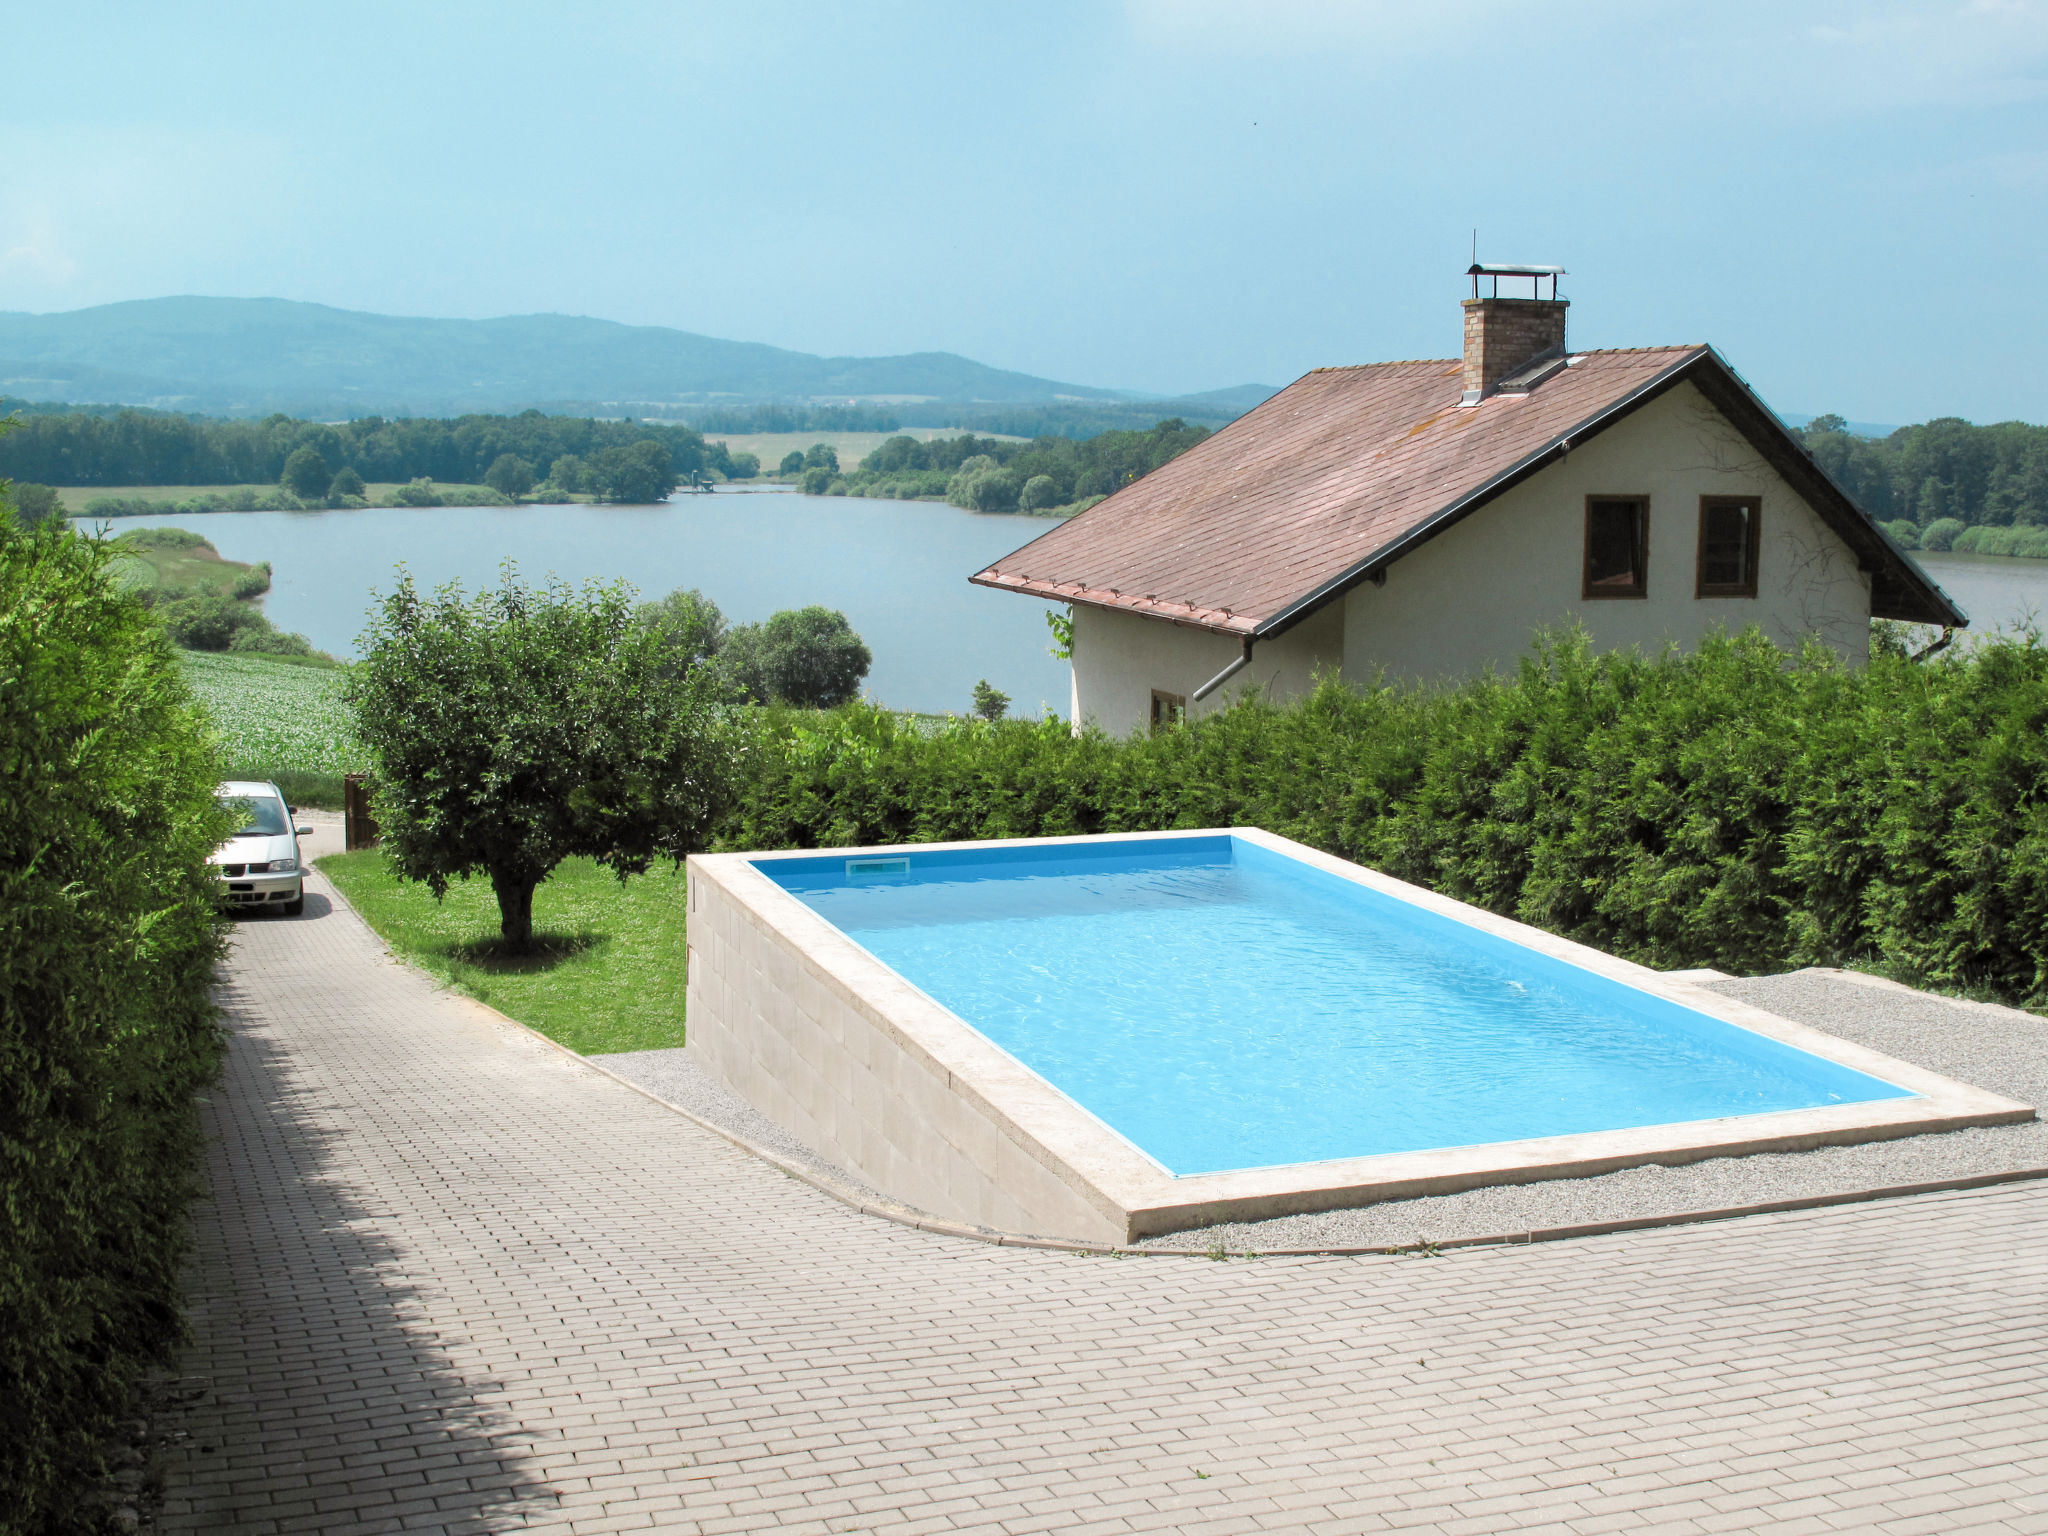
[158,968,560,1532]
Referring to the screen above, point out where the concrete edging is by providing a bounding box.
[313,864,2048,1261]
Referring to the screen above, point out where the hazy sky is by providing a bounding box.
[6,1,2045,423]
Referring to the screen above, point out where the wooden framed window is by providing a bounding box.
[1696,495,1761,598]
[1583,496,1649,599]
[1151,689,1187,731]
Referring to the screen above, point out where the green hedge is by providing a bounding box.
[0,510,231,1532]
[720,628,2048,1005]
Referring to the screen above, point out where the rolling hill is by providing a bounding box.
[0,297,1153,418]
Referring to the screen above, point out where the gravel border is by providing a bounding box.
[595,967,2047,1250]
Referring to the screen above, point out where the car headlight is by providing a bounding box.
[271,854,298,873]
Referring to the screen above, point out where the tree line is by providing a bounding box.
[1797,414,2048,531]
[821,419,1213,512]
[0,406,759,489]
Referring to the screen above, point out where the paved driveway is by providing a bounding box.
[162,864,2048,1534]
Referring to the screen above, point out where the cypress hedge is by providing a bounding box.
[0,503,232,1532]
[720,627,2048,1006]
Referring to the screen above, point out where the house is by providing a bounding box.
[972,266,1964,735]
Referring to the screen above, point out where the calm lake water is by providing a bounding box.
[120,491,1069,716]
[1914,551,2048,636]
[104,498,2048,713]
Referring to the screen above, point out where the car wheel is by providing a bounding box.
[282,895,305,917]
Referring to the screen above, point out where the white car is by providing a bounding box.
[212,780,312,917]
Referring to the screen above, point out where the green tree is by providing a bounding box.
[971,678,1010,720]
[590,440,676,503]
[1922,517,1965,551]
[778,450,805,476]
[802,443,839,472]
[280,445,331,499]
[547,454,587,494]
[1019,474,1058,512]
[724,451,760,480]
[799,465,834,495]
[158,590,269,650]
[328,465,366,499]
[347,567,736,949]
[720,605,872,708]
[637,586,728,677]
[484,453,536,500]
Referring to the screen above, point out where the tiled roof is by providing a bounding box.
[972,347,1963,632]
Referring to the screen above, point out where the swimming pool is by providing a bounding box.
[684,829,2031,1243]
[757,834,1911,1176]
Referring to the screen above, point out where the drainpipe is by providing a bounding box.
[1192,637,1255,703]
[1911,626,1955,663]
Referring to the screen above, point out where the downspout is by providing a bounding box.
[1911,626,1955,663]
[1192,637,1254,702]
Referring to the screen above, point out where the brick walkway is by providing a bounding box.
[161,865,2048,1534]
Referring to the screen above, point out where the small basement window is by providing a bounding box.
[1697,495,1761,598]
[1583,496,1649,599]
[1151,689,1187,731]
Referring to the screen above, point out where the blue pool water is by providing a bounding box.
[756,836,1912,1176]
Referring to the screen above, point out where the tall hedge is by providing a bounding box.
[0,500,231,1532]
[719,628,2048,1006]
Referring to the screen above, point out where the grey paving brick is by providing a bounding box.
[156,866,2048,1534]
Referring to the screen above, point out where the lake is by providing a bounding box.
[1914,551,2048,636]
[121,491,1070,716]
[100,499,2048,714]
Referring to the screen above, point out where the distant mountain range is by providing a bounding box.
[0,296,1277,423]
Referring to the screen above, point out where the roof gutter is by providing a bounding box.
[1252,351,1708,642]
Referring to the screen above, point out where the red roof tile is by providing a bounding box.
[971,346,1963,632]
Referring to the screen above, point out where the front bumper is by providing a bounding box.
[216,871,302,908]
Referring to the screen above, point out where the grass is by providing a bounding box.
[107,528,264,596]
[318,851,690,1055]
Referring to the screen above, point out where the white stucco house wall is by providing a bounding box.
[975,267,1963,736]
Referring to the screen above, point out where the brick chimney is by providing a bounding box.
[1461,264,1567,404]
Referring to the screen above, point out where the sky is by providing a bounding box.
[4,0,2046,424]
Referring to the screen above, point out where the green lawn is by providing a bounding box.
[318,851,690,1055]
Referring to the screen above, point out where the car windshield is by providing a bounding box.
[222,794,289,838]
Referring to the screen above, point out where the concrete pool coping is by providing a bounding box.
[684,828,2036,1245]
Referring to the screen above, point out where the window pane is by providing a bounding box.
[1702,503,1751,589]
[1587,501,1644,593]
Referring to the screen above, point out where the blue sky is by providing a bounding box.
[5,1,2045,423]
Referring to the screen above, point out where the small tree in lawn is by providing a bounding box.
[347,566,736,950]
[971,678,1009,720]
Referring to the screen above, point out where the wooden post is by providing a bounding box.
[343,773,381,851]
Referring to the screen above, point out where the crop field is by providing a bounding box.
[180,649,364,775]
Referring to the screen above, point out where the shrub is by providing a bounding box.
[714,627,2048,1007]
[0,506,230,1530]
[778,451,804,476]
[328,466,366,499]
[1882,518,1920,549]
[7,482,63,528]
[389,477,444,507]
[1952,525,2048,560]
[1921,517,1965,551]
[720,606,872,708]
[799,465,834,495]
[159,590,268,650]
[231,561,274,599]
[1019,474,1059,512]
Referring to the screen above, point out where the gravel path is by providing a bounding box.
[597,966,2047,1250]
